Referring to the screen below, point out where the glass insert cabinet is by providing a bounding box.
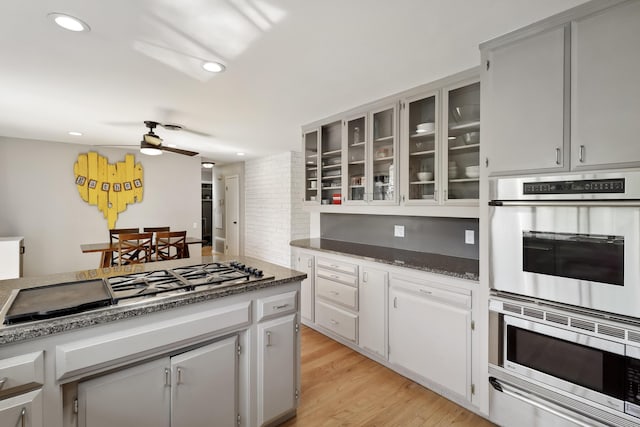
[303,72,480,208]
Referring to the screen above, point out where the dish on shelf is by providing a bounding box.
[451,104,480,123]
[465,166,480,178]
[416,122,435,133]
[458,131,480,145]
[417,172,433,181]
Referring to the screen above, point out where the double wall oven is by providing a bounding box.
[489,171,640,427]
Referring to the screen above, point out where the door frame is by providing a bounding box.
[225,175,241,256]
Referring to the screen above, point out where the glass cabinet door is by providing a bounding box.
[320,121,343,205]
[345,114,367,203]
[405,93,438,203]
[370,105,398,204]
[444,81,480,202]
[303,129,319,203]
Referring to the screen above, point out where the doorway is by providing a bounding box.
[225,175,240,256]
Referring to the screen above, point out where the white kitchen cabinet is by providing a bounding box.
[482,24,568,175]
[571,0,640,170]
[303,128,320,204]
[389,277,471,399]
[296,252,315,323]
[358,266,387,358]
[344,112,368,204]
[170,337,238,427]
[369,103,399,205]
[0,389,43,427]
[78,335,239,427]
[257,314,298,426]
[315,257,359,342]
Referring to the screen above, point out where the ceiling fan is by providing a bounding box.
[139,121,199,156]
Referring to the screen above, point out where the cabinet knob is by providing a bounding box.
[555,148,561,165]
[579,145,586,163]
[176,367,183,384]
[164,368,171,386]
[20,407,26,427]
[0,377,6,389]
[266,331,272,346]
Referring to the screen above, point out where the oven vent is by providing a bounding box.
[597,324,625,339]
[545,313,568,325]
[503,303,522,315]
[628,331,640,344]
[570,318,596,332]
[522,308,544,320]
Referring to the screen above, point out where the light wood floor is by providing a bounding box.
[281,326,494,427]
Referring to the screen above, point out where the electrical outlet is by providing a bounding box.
[193,222,198,229]
[465,230,475,245]
[394,225,405,238]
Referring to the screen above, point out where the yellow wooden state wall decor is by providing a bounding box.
[73,152,144,229]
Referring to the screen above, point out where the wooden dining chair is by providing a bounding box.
[155,231,187,261]
[116,232,153,265]
[109,227,139,266]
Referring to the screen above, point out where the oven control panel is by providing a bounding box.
[523,178,625,195]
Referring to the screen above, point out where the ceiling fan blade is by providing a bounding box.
[160,146,199,156]
[160,123,211,137]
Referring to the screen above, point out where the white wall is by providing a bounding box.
[244,152,309,267]
[0,137,202,276]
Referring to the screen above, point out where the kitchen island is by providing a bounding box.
[0,254,305,427]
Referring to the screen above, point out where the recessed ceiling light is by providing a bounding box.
[48,13,90,32]
[202,162,215,168]
[236,152,245,156]
[202,61,226,73]
[68,131,83,136]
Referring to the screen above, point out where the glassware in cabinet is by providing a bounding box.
[345,115,367,203]
[320,121,343,205]
[370,105,398,203]
[445,81,480,201]
[405,94,437,202]
[303,129,319,203]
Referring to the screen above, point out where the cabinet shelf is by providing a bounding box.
[349,160,365,165]
[449,178,480,183]
[350,141,366,147]
[322,149,342,156]
[306,167,318,171]
[373,156,393,162]
[322,175,342,180]
[449,143,480,152]
[410,180,435,185]
[449,121,480,132]
[322,164,341,170]
[410,131,436,138]
[374,135,394,143]
[307,188,318,191]
[306,154,318,158]
[323,186,341,190]
[349,185,365,188]
[410,150,435,156]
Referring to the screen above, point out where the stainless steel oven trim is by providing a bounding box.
[503,315,626,412]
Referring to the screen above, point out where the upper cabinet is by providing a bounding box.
[303,129,319,204]
[369,104,399,205]
[320,121,343,205]
[482,0,640,176]
[344,114,367,204]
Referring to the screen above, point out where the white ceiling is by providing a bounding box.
[0,0,587,164]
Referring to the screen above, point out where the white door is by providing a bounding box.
[171,336,238,427]
[484,25,567,175]
[78,358,170,427]
[296,253,315,323]
[257,314,297,426]
[225,175,240,256]
[358,267,387,358]
[389,281,471,398]
[0,389,43,427]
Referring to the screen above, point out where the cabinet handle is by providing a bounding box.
[176,367,183,384]
[485,157,489,167]
[330,264,339,269]
[329,319,339,325]
[330,274,340,280]
[273,303,289,310]
[0,377,6,389]
[393,296,398,308]
[266,331,272,346]
[402,195,405,203]
[444,189,448,201]
[434,189,438,201]
[419,288,433,295]
[329,290,339,295]
[20,407,26,427]
[579,145,585,163]
[363,272,368,283]
[555,148,561,165]
[164,368,171,386]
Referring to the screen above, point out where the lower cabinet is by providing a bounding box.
[296,252,315,323]
[389,277,471,398]
[77,335,239,427]
[257,314,298,426]
[358,266,387,358]
[0,389,43,427]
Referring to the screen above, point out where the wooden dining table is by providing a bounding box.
[81,237,207,268]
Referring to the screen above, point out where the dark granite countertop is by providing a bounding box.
[0,254,305,345]
[290,238,479,281]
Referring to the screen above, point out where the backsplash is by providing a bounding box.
[320,214,479,260]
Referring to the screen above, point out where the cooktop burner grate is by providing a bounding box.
[171,262,272,287]
[107,270,191,300]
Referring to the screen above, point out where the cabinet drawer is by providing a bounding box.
[316,301,357,342]
[317,268,357,287]
[316,258,358,277]
[316,277,358,310]
[257,291,297,322]
[0,352,44,398]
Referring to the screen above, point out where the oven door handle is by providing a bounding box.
[490,200,640,207]
[489,377,599,427]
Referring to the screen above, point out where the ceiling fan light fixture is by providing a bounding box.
[48,13,90,32]
[202,162,215,169]
[202,61,226,73]
[140,141,162,156]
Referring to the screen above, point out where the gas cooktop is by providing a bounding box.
[2,261,274,325]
